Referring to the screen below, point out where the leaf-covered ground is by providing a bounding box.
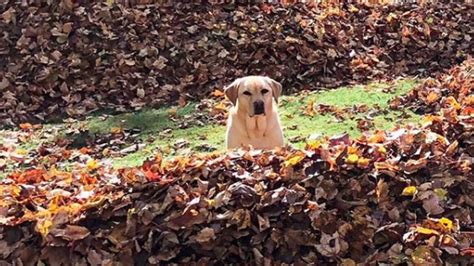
[1,78,418,177]
[0,59,472,264]
[1,1,472,124]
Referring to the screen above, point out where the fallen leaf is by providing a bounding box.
[86,159,100,170]
[346,154,359,164]
[401,186,417,197]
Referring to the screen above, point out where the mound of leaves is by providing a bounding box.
[1,84,473,264]
[1,1,473,124]
[390,58,473,116]
[0,121,151,177]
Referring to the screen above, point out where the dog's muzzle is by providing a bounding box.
[254,101,265,115]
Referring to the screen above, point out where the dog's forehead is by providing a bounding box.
[241,77,270,90]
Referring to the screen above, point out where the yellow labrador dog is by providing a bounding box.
[224,76,284,150]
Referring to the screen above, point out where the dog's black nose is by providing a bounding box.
[254,101,265,115]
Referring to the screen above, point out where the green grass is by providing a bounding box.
[280,78,418,145]
[87,104,195,134]
[1,78,421,173]
[95,78,419,168]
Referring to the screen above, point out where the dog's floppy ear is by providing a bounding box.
[265,77,282,103]
[224,78,241,106]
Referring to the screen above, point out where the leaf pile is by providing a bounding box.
[1,1,473,124]
[1,66,473,264]
[390,57,473,116]
[0,121,150,177]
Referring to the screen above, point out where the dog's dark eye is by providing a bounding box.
[261,89,269,94]
[243,91,252,96]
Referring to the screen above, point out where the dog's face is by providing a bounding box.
[224,76,282,117]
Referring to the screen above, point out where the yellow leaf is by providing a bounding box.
[84,195,106,209]
[346,154,359,164]
[206,199,216,207]
[106,0,114,7]
[421,115,442,126]
[48,195,61,213]
[86,159,100,170]
[35,209,52,220]
[306,140,321,150]
[386,13,397,23]
[348,5,359,13]
[284,154,305,167]
[36,219,53,238]
[401,186,417,196]
[378,146,387,154]
[438,217,453,232]
[15,148,28,156]
[214,102,227,111]
[445,96,461,110]
[415,226,440,235]
[357,157,370,168]
[67,203,83,214]
[10,185,21,197]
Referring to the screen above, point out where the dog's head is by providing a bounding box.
[224,76,282,117]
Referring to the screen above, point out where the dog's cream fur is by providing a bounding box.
[224,76,284,150]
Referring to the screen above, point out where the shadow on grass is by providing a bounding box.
[87,104,195,134]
